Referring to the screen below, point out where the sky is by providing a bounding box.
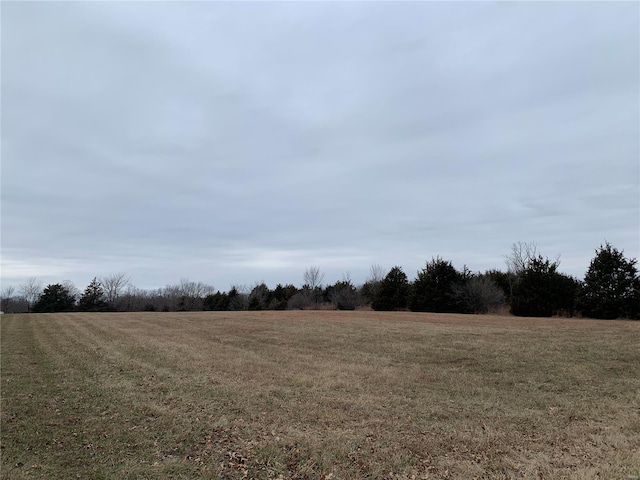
[1,1,639,292]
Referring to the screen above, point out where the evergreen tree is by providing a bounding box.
[203,291,229,311]
[78,277,109,312]
[510,256,578,317]
[227,286,248,311]
[271,284,298,310]
[372,266,409,311]
[248,283,272,310]
[577,243,640,319]
[551,273,580,317]
[32,284,76,313]
[409,257,464,313]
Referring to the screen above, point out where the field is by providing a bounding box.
[1,311,639,479]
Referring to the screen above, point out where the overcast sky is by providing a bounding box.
[2,1,639,292]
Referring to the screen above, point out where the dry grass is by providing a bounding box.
[1,311,639,479]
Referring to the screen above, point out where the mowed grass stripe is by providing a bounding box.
[2,312,639,479]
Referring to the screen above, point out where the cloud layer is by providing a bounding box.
[2,2,638,290]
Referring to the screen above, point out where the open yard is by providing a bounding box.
[1,311,639,479]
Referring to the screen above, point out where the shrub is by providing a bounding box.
[453,275,506,314]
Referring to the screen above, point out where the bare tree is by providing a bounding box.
[161,284,181,311]
[61,280,81,303]
[361,264,385,305]
[1,285,15,313]
[101,272,130,307]
[119,285,149,312]
[368,264,385,284]
[453,276,506,314]
[176,279,215,310]
[19,277,43,313]
[303,266,324,289]
[504,242,561,299]
[181,279,215,299]
[503,241,538,299]
[303,266,324,308]
[504,241,539,276]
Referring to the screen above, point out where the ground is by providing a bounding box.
[1,311,639,479]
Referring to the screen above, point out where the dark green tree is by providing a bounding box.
[203,291,229,311]
[577,243,640,319]
[510,256,578,317]
[551,273,581,317]
[227,286,248,311]
[271,284,298,310]
[372,266,409,311]
[32,284,76,313]
[78,277,109,312]
[511,256,556,317]
[248,283,272,311]
[409,257,464,313]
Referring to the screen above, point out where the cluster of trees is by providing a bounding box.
[0,272,360,315]
[1,243,638,320]
[368,242,639,319]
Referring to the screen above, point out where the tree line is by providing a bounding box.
[1,242,638,320]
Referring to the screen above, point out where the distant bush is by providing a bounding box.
[453,275,506,314]
[288,288,315,310]
[326,281,358,310]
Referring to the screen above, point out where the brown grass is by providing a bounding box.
[1,311,639,479]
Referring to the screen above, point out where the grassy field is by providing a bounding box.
[1,311,639,479]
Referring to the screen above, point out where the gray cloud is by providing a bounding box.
[2,1,638,290]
